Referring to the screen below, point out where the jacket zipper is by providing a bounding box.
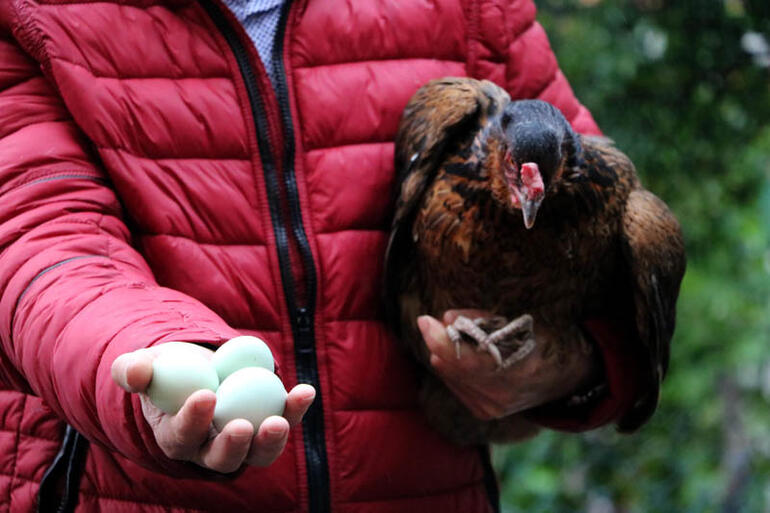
[38,424,88,513]
[198,2,330,513]
[271,5,332,513]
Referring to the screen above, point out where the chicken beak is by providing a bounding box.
[518,162,544,229]
[521,197,542,229]
[511,187,542,229]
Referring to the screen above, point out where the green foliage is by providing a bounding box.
[494,1,770,511]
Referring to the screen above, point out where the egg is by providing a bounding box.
[146,343,219,414]
[213,367,287,432]
[212,335,275,380]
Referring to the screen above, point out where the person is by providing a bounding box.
[0,0,651,511]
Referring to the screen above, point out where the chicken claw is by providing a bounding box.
[446,316,502,364]
[445,314,537,370]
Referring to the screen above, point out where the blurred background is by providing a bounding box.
[492,0,770,511]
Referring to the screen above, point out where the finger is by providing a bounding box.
[421,321,497,374]
[195,418,254,473]
[156,389,217,460]
[245,416,290,467]
[283,384,316,427]
[442,309,494,324]
[111,349,153,393]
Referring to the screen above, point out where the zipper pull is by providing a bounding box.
[296,307,312,335]
[295,308,314,354]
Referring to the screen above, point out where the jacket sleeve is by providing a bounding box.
[0,28,241,477]
[488,0,647,431]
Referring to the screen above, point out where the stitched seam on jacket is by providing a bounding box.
[95,144,248,162]
[304,140,392,153]
[303,139,393,153]
[142,232,268,247]
[295,56,465,71]
[100,147,250,164]
[51,55,232,81]
[314,228,386,237]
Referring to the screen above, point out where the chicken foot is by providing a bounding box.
[445,314,536,370]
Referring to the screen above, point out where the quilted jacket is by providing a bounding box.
[0,0,642,511]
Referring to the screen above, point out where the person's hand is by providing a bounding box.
[417,310,599,420]
[111,343,315,473]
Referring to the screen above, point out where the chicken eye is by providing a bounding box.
[502,151,518,182]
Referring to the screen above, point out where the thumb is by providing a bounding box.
[417,315,448,346]
[111,349,154,393]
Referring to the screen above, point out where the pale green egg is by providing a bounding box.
[212,336,275,380]
[213,367,287,432]
[146,344,219,414]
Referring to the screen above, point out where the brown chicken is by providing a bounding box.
[384,77,686,445]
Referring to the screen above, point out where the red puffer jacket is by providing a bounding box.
[0,0,643,512]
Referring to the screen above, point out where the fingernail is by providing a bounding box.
[301,385,316,401]
[267,425,286,438]
[418,315,441,341]
[420,315,446,344]
[192,394,216,414]
[229,432,252,444]
[417,316,430,336]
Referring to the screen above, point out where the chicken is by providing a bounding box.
[384,77,686,444]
